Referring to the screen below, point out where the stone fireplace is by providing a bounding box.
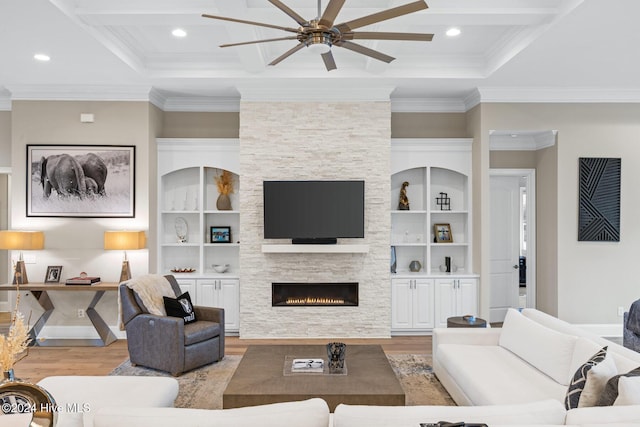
[239,96,391,338]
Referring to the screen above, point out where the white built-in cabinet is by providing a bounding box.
[391,139,479,334]
[157,139,240,334]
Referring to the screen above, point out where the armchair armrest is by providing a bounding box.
[432,327,502,358]
[194,306,224,325]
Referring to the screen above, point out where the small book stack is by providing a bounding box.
[291,358,324,373]
[65,276,101,285]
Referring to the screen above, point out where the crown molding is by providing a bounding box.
[0,96,10,111]
[489,130,557,151]
[5,85,153,101]
[476,87,640,103]
[237,84,394,103]
[391,97,467,113]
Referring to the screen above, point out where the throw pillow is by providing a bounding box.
[565,347,605,409]
[614,376,640,405]
[596,366,640,406]
[565,346,617,409]
[163,292,197,324]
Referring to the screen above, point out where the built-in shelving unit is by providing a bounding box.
[390,139,479,334]
[157,138,240,334]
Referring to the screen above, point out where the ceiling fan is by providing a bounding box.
[202,0,433,71]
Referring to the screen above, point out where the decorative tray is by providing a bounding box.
[170,268,196,273]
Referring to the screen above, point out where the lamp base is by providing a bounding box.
[119,260,132,283]
[12,260,28,285]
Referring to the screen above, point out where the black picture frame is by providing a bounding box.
[578,157,621,241]
[44,266,63,283]
[210,226,231,243]
[27,144,135,218]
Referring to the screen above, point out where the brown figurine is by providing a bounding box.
[398,181,410,210]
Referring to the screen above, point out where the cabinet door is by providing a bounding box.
[435,279,457,328]
[391,279,413,330]
[457,278,478,317]
[175,279,197,300]
[196,280,218,307]
[218,279,240,332]
[413,279,435,329]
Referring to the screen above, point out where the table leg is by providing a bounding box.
[86,291,118,346]
[26,291,54,346]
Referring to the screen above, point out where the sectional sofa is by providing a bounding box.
[37,308,640,427]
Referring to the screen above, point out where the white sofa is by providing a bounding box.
[433,308,640,407]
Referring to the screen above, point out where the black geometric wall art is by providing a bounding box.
[578,157,621,242]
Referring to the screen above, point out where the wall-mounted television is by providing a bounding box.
[263,180,365,244]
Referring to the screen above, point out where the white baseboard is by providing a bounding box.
[576,323,623,338]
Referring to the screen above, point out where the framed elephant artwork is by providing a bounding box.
[26,145,135,218]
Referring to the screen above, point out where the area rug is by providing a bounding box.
[109,353,455,409]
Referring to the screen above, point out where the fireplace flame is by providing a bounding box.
[286,297,346,305]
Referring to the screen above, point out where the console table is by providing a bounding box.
[0,282,120,347]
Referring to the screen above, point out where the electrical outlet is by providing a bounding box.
[77,309,85,318]
[618,306,624,317]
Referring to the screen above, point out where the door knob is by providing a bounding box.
[513,265,519,269]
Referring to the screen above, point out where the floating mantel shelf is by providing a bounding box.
[261,244,370,254]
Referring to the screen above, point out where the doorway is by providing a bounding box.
[489,169,536,322]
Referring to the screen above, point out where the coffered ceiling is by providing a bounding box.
[1,0,640,110]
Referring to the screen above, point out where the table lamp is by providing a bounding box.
[104,231,146,282]
[0,230,45,284]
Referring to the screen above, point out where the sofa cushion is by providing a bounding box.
[565,346,617,409]
[499,308,577,386]
[332,399,566,427]
[93,398,330,427]
[596,366,640,406]
[437,343,567,405]
[566,404,640,424]
[614,376,640,405]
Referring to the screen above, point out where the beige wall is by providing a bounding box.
[0,111,10,167]
[392,112,467,138]
[479,103,640,324]
[490,150,537,168]
[161,112,239,138]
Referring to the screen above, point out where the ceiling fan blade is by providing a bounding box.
[321,50,337,71]
[336,41,395,63]
[221,36,300,48]
[344,32,433,42]
[202,13,299,34]
[335,0,428,32]
[318,0,346,28]
[268,0,308,26]
[269,43,306,66]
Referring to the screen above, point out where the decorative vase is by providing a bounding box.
[0,369,58,426]
[326,342,347,374]
[409,260,422,272]
[390,246,397,274]
[216,194,232,210]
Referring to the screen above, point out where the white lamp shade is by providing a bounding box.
[104,231,146,250]
[0,231,45,250]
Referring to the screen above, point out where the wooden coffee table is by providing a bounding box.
[223,344,405,411]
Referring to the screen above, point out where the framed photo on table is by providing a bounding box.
[434,223,453,243]
[44,266,63,283]
[210,226,231,243]
[26,144,135,218]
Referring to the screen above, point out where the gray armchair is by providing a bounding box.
[624,312,640,353]
[120,274,225,376]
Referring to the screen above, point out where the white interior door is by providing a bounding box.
[489,175,521,322]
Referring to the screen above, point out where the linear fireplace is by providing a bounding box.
[272,283,358,307]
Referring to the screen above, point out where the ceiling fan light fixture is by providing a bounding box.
[306,42,331,54]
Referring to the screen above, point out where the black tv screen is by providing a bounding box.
[263,180,365,243]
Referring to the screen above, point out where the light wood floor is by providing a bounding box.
[13,336,432,383]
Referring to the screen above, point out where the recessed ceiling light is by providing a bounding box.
[446,27,461,37]
[511,134,519,138]
[33,53,50,62]
[172,28,187,38]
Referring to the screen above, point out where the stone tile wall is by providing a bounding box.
[239,101,391,338]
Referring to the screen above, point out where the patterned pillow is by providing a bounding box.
[565,347,616,409]
[163,291,197,324]
[596,366,640,406]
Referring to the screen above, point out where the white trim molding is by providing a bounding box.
[490,130,557,151]
[5,84,153,102]
[391,97,467,113]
